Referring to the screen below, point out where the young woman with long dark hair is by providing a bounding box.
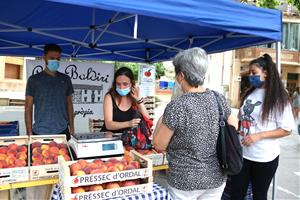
[101,67,149,133]
[230,54,294,200]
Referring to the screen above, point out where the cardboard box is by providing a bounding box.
[29,135,73,180]
[0,136,29,184]
[59,150,153,200]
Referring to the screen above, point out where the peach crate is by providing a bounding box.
[0,136,29,185]
[58,150,153,200]
[29,135,73,180]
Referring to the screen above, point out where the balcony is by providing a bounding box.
[236,47,300,66]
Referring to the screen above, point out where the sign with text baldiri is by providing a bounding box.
[26,60,114,133]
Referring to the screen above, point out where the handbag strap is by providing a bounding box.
[212,91,228,169]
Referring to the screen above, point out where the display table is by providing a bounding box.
[52,183,173,200]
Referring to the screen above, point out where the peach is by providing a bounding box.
[83,167,92,174]
[122,180,137,187]
[0,146,8,154]
[41,144,49,150]
[8,143,18,150]
[7,149,17,157]
[16,152,27,160]
[63,155,71,161]
[105,161,114,168]
[107,158,119,163]
[31,142,42,149]
[52,156,58,164]
[129,161,140,169]
[73,170,86,176]
[43,157,53,165]
[17,145,27,153]
[0,153,7,161]
[86,163,98,169]
[93,159,104,167]
[32,153,43,162]
[89,184,104,191]
[90,165,107,174]
[32,147,42,155]
[42,150,50,157]
[6,156,16,166]
[0,160,4,168]
[49,146,59,154]
[70,163,81,174]
[15,159,26,167]
[58,148,68,155]
[106,182,120,189]
[72,187,85,193]
[124,164,136,171]
[32,161,43,166]
[114,163,125,171]
[78,160,88,168]
[107,166,119,172]
[49,141,58,147]
[58,143,67,149]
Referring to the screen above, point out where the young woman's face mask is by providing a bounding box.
[115,75,132,96]
[248,64,266,88]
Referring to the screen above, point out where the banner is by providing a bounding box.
[26,60,114,133]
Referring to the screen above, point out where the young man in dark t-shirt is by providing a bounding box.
[25,44,74,140]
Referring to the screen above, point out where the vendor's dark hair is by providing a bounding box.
[242,54,289,123]
[44,44,62,54]
[108,67,136,105]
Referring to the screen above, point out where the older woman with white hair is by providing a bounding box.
[153,47,238,200]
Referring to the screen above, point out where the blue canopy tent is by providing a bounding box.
[0,1,282,199]
[0,0,281,63]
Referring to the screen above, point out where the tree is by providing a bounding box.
[240,0,281,9]
[153,62,165,79]
[114,62,139,80]
[286,0,300,12]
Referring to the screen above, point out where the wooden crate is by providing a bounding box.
[135,150,164,166]
[0,136,29,185]
[29,135,73,180]
[59,150,153,200]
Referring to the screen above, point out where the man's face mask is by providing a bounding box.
[248,75,264,88]
[47,60,60,72]
[116,87,131,96]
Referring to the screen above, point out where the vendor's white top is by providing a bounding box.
[239,88,294,162]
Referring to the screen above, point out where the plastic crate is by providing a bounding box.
[0,121,19,136]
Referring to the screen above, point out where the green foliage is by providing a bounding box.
[153,62,165,79]
[114,62,139,80]
[287,0,300,12]
[256,0,281,9]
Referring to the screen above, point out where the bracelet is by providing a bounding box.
[137,98,144,104]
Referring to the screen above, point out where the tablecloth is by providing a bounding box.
[52,183,173,200]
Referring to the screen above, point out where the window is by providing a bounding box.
[257,22,300,51]
[282,23,300,51]
[5,63,21,79]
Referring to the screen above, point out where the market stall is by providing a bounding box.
[0,0,282,199]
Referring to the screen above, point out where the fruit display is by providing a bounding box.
[59,150,153,200]
[0,143,27,168]
[31,141,71,166]
[71,179,141,193]
[69,157,141,176]
[0,136,29,184]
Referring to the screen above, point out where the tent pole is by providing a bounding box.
[134,15,138,39]
[272,41,281,200]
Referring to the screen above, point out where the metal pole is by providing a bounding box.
[272,41,281,200]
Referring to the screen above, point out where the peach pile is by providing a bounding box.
[0,143,27,168]
[136,149,154,155]
[71,179,140,193]
[69,156,140,176]
[31,141,71,166]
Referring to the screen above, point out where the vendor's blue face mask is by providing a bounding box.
[248,75,264,88]
[47,60,60,72]
[116,87,131,96]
